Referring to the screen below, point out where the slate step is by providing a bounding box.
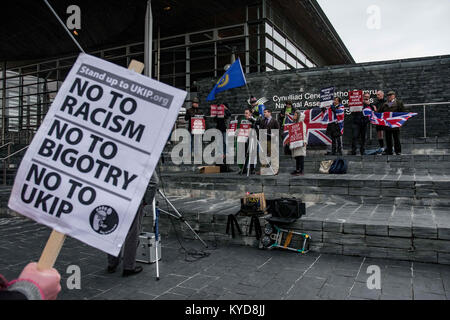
[159,172,450,207]
[152,195,450,265]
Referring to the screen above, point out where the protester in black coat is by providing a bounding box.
[379,91,406,155]
[351,93,371,155]
[374,90,386,150]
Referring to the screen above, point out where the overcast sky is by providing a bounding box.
[317,0,450,63]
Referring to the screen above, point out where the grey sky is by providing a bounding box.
[317,0,450,63]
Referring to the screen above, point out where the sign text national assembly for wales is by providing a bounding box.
[8,54,187,256]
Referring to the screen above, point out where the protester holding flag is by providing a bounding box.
[290,110,308,176]
[379,91,406,155]
[324,97,345,155]
[374,91,387,151]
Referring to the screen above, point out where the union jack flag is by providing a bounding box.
[321,104,345,135]
[304,108,331,146]
[362,108,417,128]
[282,113,294,146]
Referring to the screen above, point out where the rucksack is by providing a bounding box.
[329,158,348,174]
[266,198,306,224]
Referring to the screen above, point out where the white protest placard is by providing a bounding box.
[8,53,187,257]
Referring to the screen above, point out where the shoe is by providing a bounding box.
[396,152,402,155]
[122,266,143,277]
[291,171,300,176]
[107,266,117,274]
[325,151,332,155]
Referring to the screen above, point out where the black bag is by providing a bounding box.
[329,158,348,174]
[266,198,305,224]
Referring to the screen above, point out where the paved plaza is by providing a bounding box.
[1,216,449,300]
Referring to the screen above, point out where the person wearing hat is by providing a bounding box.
[185,97,203,132]
[184,97,204,152]
[379,91,406,155]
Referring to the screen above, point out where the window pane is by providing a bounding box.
[265,38,273,51]
[272,28,285,46]
[266,52,273,66]
[265,23,273,36]
[273,43,285,60]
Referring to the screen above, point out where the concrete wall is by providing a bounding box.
[196,55,450,141]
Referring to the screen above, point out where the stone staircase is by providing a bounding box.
[152,137,450,265]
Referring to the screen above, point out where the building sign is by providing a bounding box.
[8,53,187,256]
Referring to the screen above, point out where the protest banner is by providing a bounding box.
[191,116,205,135]
[348,90,363,112]
[227,120,238,137]
[216,104,225,118]
[210,104,225,118]
[320,87,334,108]
[210,104,218,117]
[237,120,251,143]
[8,53,187,265]
[288,122,305,149]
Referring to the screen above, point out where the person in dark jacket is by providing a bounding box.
[185,97,204,133]
[214,103,232,171]
[259,108,280,175]
[324,97,344,155]
[351,92,372,155]
[374,90,386,151]
[184,97,204,153]
[379,91,406,155]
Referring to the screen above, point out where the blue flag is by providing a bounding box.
[206,58,247,101]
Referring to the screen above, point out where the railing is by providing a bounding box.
[1,145,29,185]
[178,101,450,140]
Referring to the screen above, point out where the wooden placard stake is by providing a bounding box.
[36,60,145,270]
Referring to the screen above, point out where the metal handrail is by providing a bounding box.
[0,142,13,150]
[1,145,28,185]
[0,146,28,161]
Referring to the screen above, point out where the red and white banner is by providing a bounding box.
[288,122,305,149]
[227,120,238,137]
[210,104,225,118]
[348,90,363,112]
[191,116,205,135]
[237,121,251,143]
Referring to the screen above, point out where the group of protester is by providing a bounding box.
[184,90,407,177]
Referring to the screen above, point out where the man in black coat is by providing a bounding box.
[259,108,280,175]
[379,91,406,155]
[374,90,386,150]
[351,92,371,155]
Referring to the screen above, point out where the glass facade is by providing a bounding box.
[0,1,322,142]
